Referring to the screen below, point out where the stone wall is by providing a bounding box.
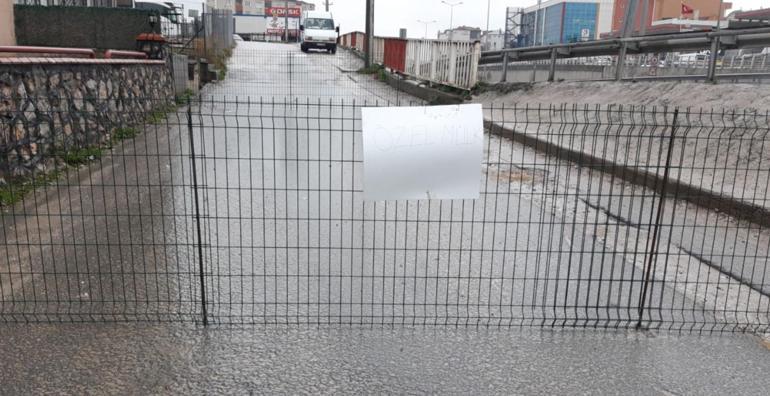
[14,5,160,50]
[0,59,174,182]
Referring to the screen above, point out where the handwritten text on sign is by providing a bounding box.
[362,104,484,201]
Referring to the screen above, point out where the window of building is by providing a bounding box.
[562,3,597,43]
[543,4,563,45]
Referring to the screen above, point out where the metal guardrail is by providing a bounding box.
[481,26,770,83]
[104,50,148,59]
[0,45,96,58]
[0,46,154,61]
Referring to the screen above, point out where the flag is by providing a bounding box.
[682,3,695,14]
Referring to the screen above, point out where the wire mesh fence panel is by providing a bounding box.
[190,99,770,331]
[0,96,202,322]
[1,93,769,331]
[488,105,770,332]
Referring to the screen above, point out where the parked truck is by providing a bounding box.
[235,15,267,39]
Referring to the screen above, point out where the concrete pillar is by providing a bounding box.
[0,1,16,47]
[500,52,508,83]
[615,43,627,81]
[706,37,720,83]
[548,48,558,82]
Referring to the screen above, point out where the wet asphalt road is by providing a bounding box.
[1,323,770,394]
[192,43,693,326]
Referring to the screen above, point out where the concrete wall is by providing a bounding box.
[14,5,160,50]
[0,1,16,46]
[0,60,174,181]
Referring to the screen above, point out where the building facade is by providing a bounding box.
[480,30,505,51]
[437,26,481,42]
[234,0,265,15]
[609,0,732,36]
[209,0,313,15]
[519,0,614,47]
[207,0,236,11]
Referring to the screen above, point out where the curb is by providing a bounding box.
[380,72,464,105]
[484,120,770,229]
[338,47,465,105]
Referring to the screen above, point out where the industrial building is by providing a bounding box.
[518,0,614,47]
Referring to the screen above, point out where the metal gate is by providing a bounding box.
[188,98,770,331]
[2,93,770,332]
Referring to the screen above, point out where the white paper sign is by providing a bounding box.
[362,104,484,201]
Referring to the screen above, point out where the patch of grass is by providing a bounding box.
[113,127,139,141]
[175,89,196,105]
[212,47,233,81]
[1,117,164,208]
[472,81,533,95]
[0,170,63,207]
[146,109,166,124]
[146,104,177,125]
[61,146,104,166]
[357,64,384,75]
[377,69,388,82]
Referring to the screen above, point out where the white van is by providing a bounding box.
[300,11,339,54]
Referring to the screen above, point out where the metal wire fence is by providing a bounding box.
[1,96,769,332]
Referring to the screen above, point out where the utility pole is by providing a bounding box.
[616,0,640,81]
[707,0,726,82]
[284,0,289,43]
[324,0,332,12]
[441,1,462,41]
[716,0,725,32]
[486,0,491,32]
[417,19,437,39]
[533,0,541,45]
[620,0,639,38]
[365,0,374,67]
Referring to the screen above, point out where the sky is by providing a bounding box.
[173,0,768,39]
[317,0,769,39]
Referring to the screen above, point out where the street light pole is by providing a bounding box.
[284,0,289,43]
[486,0,491,32]
[716,0,724,32]
[534,0,541,45]
[708,0,726,82]
[365,0,374,67]
[417,19,437,39]
[441,1,462,41]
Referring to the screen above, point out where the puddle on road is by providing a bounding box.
[485,163,549,185]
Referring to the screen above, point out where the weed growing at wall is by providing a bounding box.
[2,123,150,208]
